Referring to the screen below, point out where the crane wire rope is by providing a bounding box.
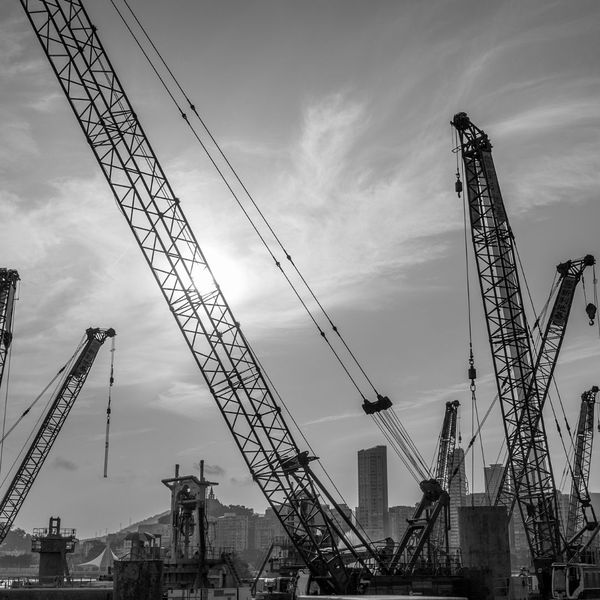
[107,0,428,477]
[114,0,382,400]
[452,125,488,505]
[0,335,86,490]
[102,0,426,520]
[103,334,116,478]
[107,0,374,403]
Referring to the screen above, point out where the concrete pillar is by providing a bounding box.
[113,560,163,600]
[458,506,511,600]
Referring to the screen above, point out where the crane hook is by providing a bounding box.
[585,302,596,326]
[455,171,463,198]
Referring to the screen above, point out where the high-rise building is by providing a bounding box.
[357,445,388,540]
[448,447,468,552]
[484,463,504,504]
[214,513,249,552]
[388,505,415,542]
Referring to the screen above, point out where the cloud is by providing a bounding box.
[195,462,225,477]
[229,475,253,487]
[0,119,38,164]
[298,91,368,198]
[52,456,78,471]
[493,100,599,139]
[302,410,361,428]
[152,380,214,417]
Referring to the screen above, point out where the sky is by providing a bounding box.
[0,0,599,540]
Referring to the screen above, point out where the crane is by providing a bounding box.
[565,386,598,549]
[452,111,564,595]
[19,2,386,592]
[495,254,595,512]
[0,269,19,392]
[386,400,459,574]
[0,327,115,544]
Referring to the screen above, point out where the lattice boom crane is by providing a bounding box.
[565,386,599,545]
[0,269,19,393]
[452,112,562,593]
[495,255,595,511]
[0,327,115,544]
[19,1,385,592]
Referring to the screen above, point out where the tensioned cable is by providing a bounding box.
[116,0,381,399]
[108,0,428,473]
[108,0,373,404]
[453,125,489,502]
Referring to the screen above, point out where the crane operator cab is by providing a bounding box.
[551,563,600,599]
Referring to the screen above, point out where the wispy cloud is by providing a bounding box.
[153,381,214,417]
[52,456,78,471]
[493,100,599,139]
[195,462,225,477]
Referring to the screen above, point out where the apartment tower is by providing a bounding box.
[357,445,388,540]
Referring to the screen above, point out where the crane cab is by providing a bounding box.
[551,563,600,599]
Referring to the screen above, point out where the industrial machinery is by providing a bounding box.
[452,112,598,597]
[0,269,19,392]
[565,386,599,551]
[495,255,596,513]
[387,400,459,574]
[0,327,115,543]
[31,516,78,586]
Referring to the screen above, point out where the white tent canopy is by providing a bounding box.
[77,544,119,571]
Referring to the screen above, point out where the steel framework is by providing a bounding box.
[452,112,562,573]
[20,1,383,591]
[0,327,115,543]
[565,386,598,542]
[495,255,595,511]
[0,269,19,392]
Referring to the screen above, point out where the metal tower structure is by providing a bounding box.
[0,269,19,392]
[565,386,598,544]
[0,327,115,543]
[495,255,595,511]
[19,1,384,592]
[452,111,562,589]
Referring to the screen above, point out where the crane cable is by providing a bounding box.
[453,126,488,504]
[107,0,428,477]
[108,0,375,402]
[103,335,116,478]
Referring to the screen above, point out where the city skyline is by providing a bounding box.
[1,0,599,539]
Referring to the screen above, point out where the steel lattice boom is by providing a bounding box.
[20,1,382,591]
[387,401,458,574]
[495,255,595,511]
[452,112,562,576]
[0,269,19,392]
[0,327,115,543]
[566,386,598,543]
